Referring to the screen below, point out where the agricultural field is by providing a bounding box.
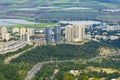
[0,0,120,23]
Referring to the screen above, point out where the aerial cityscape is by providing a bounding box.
[0,0,120,80]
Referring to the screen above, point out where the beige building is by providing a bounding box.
[2,33,10,41]
[20,27,26,35]
[65,24,85,43]
[1,27,8,33]
[20,33,30,42]
[27,28,34,36]
[65,25,74,42]
[12,28,19,33]
[0,27,10,41]
[73,24,85,42]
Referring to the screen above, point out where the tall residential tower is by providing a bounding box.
[65,25,74,42]
[54,26,61,43]
[65,24,85,43]
[45,27,53,44]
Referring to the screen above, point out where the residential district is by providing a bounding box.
[0,22,120,54]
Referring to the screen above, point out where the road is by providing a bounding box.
[0,41,26,54]
[25,50,120,80]
[4,46,35,64]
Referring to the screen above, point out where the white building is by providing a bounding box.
[20,33,30,42]
[106,25,120,31]
[65,24,85,43]
[2,33,10,41]
[65,25,74,42]
[20,27,26,35]
[73,24,85,42]
[12,28,19,33]
[1,27,8,33]
[27,28,34,36]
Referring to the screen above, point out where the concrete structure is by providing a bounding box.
[65,24,85,43]
[45,27,52,44]
[20,27,26,35]
[1,33,10,41]
[106,25,120,31]
[73,24,85,42]
[20,33,30,42]
[0,27,10,41]
[1,27,8,33]
[27,28,34,36]
[12,28,19,33]
[65,25,74,42]
[54,26,61,43]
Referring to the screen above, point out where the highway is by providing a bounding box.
[0,41,26,54]
[25,50,120,80]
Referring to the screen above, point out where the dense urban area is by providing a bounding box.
[0,0,120,80]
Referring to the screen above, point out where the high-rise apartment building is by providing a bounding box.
[73,24,85,42]
[65,25,74,42]
[0,27,10,41]
[1,27,8,33]
[27,28,34,36]
[12,28,19,33]
[20,27,26,35]
[20,33,30,42]
[2,33,10,41]
[45,27,52,44]
[54,26,61,43]
[65,24,85,43]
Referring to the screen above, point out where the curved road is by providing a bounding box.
[25,50,120,80]
[4,47,34,64]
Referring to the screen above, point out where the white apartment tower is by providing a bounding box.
[20,27,30,42]
[65,25,74,42]
[20,27,26,35]
[27,28,34,36]
[12,28,19,33]
[2,33,10,41]
[1,27,8,33]
[65,24,85,43]
[73,24,85,42]
[1,27,10,41]
[20,33,30,42]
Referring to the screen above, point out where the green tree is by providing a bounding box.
[83,76,89,80]
[0,73,6,80]
[63,72,75,80]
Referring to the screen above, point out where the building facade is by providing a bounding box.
[45,27,53,44]
[2,33,10,41]
[20,27,26,35]
[20,33,30,42]
[65,25,74,42]
[54,26,61,43]
[12,28,19,33]
[27,28,34,36]
[65,24,85,43]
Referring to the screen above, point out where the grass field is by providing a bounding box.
[5,23,57,28]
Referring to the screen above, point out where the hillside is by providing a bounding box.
[12,41,118,64]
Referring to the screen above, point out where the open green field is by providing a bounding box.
[4,23,57,28]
